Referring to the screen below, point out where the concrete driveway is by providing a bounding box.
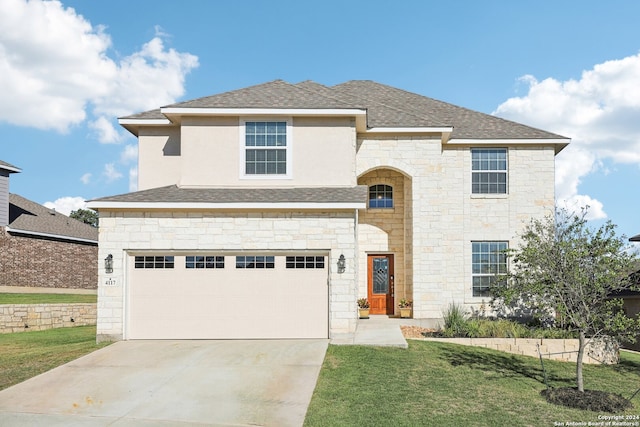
[0,339,328,426]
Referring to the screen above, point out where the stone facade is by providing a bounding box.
[0,228,98,290]
[356,136,556,322]
[0,303,97,333]
[96,210,358,341]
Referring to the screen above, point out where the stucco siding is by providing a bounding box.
[176,116,357,188]
[96,210,358,341]
[137,126,181,191]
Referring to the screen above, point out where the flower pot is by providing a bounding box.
[359,308,370,319]
[399,307,412,318]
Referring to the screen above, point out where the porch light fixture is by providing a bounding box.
[105,254,113,274]
[337,254,346,274]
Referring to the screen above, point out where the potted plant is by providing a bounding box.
[357,298,370,319]
[398,299,413,318]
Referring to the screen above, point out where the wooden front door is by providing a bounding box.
[367,254,394,315]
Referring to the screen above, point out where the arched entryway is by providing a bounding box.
[357,168,413,316]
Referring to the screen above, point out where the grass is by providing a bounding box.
[0,326,109,391]
[0,293,97,304]
[304,341,640,427]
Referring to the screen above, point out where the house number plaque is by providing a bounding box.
[104,278,118,286]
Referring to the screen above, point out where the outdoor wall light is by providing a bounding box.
[105,254,113,274]
[337,254,346,274]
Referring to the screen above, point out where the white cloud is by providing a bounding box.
[80,173,92,185]
[89,116,123,144]
[44,196,87,216]
[494,52,640,218]
[0,0,198,138]
[103,163,123,182]
[120,144,138,164]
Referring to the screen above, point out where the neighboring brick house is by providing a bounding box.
[88,80,569,342]
[0,160,98,290]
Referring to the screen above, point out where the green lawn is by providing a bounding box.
[304,341,640,427]
[0,293,97,304]
[0,326,109,391]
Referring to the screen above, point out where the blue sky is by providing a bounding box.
[1,0,639,243]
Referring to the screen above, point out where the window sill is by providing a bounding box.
[470,194,508,199]
[366,208,396,213]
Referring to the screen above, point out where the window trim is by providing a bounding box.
[471,241,508,298]
[239,118,293,180]
[471,148,508,195]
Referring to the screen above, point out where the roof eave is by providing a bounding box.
[5,226,98,245]
[87,201,366,210]
[0,164,22,174]
[446,138,570,154]
[118,118,173,137]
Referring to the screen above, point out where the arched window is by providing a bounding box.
[369,184,393,208]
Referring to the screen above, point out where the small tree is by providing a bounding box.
[69,208,99,227]
[491,208,640,392]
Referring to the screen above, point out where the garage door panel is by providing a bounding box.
[128,254,328,339]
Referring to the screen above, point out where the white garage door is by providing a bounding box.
[127,253,328,339]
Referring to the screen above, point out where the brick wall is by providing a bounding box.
[0,303,97,333]
[0,228,98,289]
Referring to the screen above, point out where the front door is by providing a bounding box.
[367,254,394,315]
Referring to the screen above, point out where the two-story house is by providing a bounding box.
[88,80,568,342]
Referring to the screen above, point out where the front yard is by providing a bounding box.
[2,327,639,426]
[304,341,640,426]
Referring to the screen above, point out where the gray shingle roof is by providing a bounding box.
[120,79,568,140]
[8,194,98,243]
[90,185,367,205]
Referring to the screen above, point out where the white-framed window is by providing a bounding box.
[368,184,393,208]
[235,255,275,269]
[472,241,508,297]
[240,119,292,178]
[471,148,507,194]
[134,256,175,269]
[185,256,225,269]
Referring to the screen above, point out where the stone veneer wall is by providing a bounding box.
[0,303,97,333]
[0,228,98,289]
[420,337,619,364]
[358,169,412,314]
[96,210,358,342]
[356,136,556,322]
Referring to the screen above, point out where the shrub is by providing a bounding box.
[442,303,469,337]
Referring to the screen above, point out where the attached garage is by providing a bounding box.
[127,253,329,339]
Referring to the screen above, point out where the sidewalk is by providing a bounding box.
[331,315,408,348]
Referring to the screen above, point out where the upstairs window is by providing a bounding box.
[472,148,507,194]
[369,184,393,208]
[244,121,287,175]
